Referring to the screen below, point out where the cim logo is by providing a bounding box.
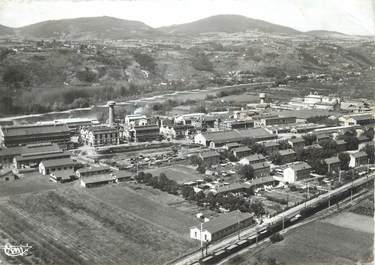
[0,243,32,257]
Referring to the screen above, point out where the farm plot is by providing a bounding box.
[144,164,203,184]
[0,188,196,265]
[88,183,198,237]
[225,212,373,265]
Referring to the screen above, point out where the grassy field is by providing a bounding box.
[0,186,197,265]
[0,172,58,197]
[226,211,373,265]
[144,164,204,184]
[350,197,374,217]
[88,183,198,237]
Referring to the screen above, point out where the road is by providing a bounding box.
[170,173,375,265]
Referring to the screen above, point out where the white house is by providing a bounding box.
[282,162,312,183]
[124,114,148,127]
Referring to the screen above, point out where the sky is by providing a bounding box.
[0,0,374,35]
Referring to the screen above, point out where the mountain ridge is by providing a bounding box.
[158,14,300,35]
[0,15,363,39]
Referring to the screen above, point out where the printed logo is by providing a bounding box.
[0,243,32,257]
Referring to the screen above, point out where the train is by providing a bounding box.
[198,175,373,265]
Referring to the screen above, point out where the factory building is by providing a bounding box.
[0,124,72,149]
[80,126,119,147]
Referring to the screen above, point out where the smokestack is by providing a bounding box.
[107,101,116,127]
[259,93,266,104]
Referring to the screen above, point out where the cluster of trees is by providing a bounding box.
[220,149,238,162]
[181,186,266,216]
[190,155,207,174]
[296,140,345,175]
[361,144,375,164]
[135,172,178,195]
[302,134,317,146]
[239,165,255,180]
[133,52,157,74]
[191,52,213,72]
[306,116,340,126]
[337,129,358,150]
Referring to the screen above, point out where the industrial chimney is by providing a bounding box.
[259,93,266,104]
[107,101,116,127]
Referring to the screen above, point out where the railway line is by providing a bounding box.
[170,173,375,265]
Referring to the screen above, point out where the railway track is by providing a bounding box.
[169,174,375,265]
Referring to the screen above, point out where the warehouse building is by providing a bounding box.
[39,158,76,176]
[0,124,72,149]
[190,210,253,242]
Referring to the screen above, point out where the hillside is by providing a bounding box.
[306,30,350,38]
[0,25,14,36]
[159,14,300,35]
[17,16,160,40]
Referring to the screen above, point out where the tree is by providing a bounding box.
[339,129,358,150]
[250,200,265,217]
[195,191,206,206]
[2,65,30,88]
[239,165,254,180]
[270,152,282,165]
[338,152,350,170]
[270,233,284,243]
[182,186,196,201]
[278,140,291,150]
[190,155,202,166]
[197,162,206,174]
[363,128,374,141]
[302,134,317,146]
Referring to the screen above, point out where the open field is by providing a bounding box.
[225,210,373,265]
[323,212,373,234]
[88,182,198,237]
[0,172,58,197]
[350,196,374,217]
[144,164,204,184]
[220,93,259,103]
[0,187,196,265]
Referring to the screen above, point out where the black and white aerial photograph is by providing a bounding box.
[0,0,374,264]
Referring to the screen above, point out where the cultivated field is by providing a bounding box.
[88,183,199,237]
[0,186,197,265]
[226,211,373,265]
[144,164,204,184]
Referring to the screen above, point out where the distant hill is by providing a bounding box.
[159,14,300,35]
[0,25,14,36]
[17,16,160,40]
[306,30,349,38]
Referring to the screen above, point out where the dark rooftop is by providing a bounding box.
[202,210,253,234]
[288,162,312,171]
[1,124,70,137]
[41,158,75,168]
[278,149,296,156]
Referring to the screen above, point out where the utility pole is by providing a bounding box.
[328,193,331,208]
[351,170,354,202]
[237,214,240,240]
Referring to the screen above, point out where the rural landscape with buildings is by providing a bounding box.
[0,3,374,265]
